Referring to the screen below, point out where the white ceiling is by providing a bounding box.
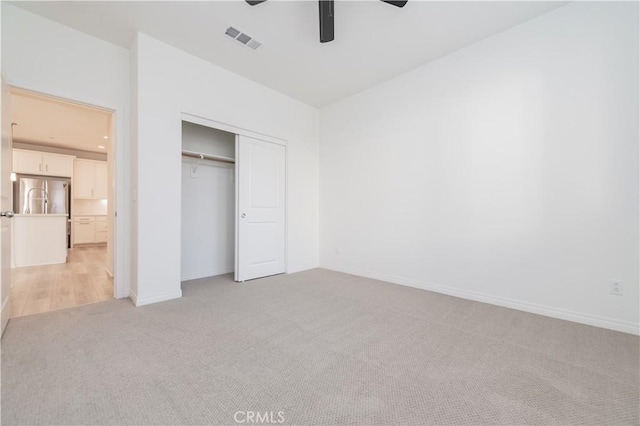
[11,91,112,153]
[10,1,567,107]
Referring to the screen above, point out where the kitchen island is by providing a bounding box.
[12,214,68,268]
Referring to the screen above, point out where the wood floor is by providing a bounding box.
[10,245,113,318]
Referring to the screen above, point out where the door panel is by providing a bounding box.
[93,161,108,199]
[73,159,94,198]
[19,178,46,214]
[13,150,42,175]
[46,179,70,215]
[236,135,285,282]
[1,82,13,335]
[43,153,72,177]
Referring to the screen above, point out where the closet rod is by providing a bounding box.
[181,150,235,164]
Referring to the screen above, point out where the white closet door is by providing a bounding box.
[236,135,286,282]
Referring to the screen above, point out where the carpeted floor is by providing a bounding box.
[2,269,638,425]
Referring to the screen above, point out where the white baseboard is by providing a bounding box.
[181,268,233,282]
[133,289,182,307]
[321,263,639,336]
[1,295,10,337]
[128,288,138,306]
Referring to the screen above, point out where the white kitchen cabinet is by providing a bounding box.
[12,150,42,174]
[73,217,95,244]
[73,159,108,199]
[44,153,74,177]
[94,162,108,199]
[73,216,108,244]
[13,149,74,177]
[73,160,95,198]
[95,216,108,243]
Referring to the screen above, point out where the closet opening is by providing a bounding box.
[180,121,236,284]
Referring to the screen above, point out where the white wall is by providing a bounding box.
[1,4,131,297]
[181,122,235,281]
[74,200,108,216]
[320,2,639,334]
[131,33,319,306]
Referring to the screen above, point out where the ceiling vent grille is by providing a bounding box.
[225,26,262,51]
[225,27,241,38]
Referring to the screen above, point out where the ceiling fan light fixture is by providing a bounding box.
[319,0,335,43]
[380,0,408,7]
[245,0,406,43]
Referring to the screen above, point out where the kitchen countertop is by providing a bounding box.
[14,214,69,217]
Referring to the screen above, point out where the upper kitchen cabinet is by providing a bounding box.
[73,159,108,199]
[13,149,75,177]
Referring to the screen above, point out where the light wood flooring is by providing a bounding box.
[10,245,113,318]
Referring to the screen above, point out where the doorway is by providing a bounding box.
[7,89,117,317]
[180,115,287,286]
[181,121,236,282]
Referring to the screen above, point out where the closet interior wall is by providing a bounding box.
[181,121,235,281]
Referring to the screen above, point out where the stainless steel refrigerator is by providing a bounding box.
[14,174,71,247]
[14,174,71,215]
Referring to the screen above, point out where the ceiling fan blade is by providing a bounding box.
[245,0,267,5]
[380,0,408,7]
[319,0,334,43]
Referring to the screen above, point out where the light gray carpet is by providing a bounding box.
[2,269,638,425]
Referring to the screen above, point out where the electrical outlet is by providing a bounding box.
[335,247,340,255]
[610,280,624,296]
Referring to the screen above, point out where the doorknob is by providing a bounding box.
[1,211,14,218]
[241,213,247,218]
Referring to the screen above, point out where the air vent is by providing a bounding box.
[246,39,262,50]
[224,26,262,51]
[236,33,251,45]
[225,27,241,38]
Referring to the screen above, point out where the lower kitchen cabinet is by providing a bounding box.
[95,217,108,243]
[73,216,107,245]
[73,218,95,244]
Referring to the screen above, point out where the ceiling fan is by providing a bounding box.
[245,0,408,43]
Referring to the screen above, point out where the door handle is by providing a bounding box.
[241,213,247,218]
[1,211,14,218]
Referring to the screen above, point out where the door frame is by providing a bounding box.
[5,84,126,299]
[1,77,13,335]
[180,112,289,279]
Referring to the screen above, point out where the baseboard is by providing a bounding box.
[181,268,233,282]
[133,289,182,307]
[12,259,66,268]
[321,263,640,336]
[1,295,9,338]
[128,288,138,306]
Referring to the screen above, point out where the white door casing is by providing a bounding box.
[236,135,286,282]
[1,81,14,336]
